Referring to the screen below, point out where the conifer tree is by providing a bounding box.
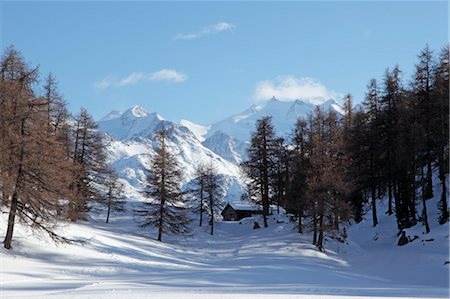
[305,107,348,250]
[69,108,106,220]
[286,118,309,233]
[0,47,74,249]
[433,45,449,224]
[241,116,277,228]
[102,167,125,223]
[412,45,436,199]
[204,163,223,235]
[140,126,190,241]
[192,164,208,227]
[271,137,289,214]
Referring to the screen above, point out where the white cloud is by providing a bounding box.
[118,72,145,86]
[94,69,187,91]
[149,69,187,82]
[94,74,116,91]
[174,22,236,40]
[253,76,340,104]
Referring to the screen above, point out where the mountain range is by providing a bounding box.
[97,97,343,205]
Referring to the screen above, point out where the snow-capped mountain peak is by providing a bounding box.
[98,107,164,140]
[123,105,150,118]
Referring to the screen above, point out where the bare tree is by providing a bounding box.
[241,116,277,228]
[0,47,75,249]
[204,163,223,235]
[191,164,208,227]
[139,126,190,242]
[69,108,106,221]
[101,167,125,223]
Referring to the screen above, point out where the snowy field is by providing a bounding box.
[1,196,448,299]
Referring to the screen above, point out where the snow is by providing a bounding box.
[180,119,210,142]
[1,188,448,298]
[206,97,344,142]
[202,131,248,165]
[2,104,447,298]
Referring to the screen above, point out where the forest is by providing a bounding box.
[0,44,448,252]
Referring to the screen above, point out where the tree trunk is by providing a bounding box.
[425,160,433,199]
[4,118,25,249]
[422,195,430,233]
[312,210,317,245]
[371,185,378,227]
[317,214,324,252]
[157,200,164,242]
[199,185,204,227]
[421,167,430,233]
[334,197,339,231]
[387,182,393,215]
[370,152,378,227]
[4,193,18,249]
[209,194,214,236]
[298,210,303,234]
[439,169,448,224]
[106,199,111,223]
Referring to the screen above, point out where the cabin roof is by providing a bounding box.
[221,202,260,213]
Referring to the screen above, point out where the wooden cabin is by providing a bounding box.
[221,203,262,221]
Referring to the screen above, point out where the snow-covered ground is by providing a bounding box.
[1,189,448,299]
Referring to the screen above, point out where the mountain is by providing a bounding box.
[179,119,210,142]
[206,97,343,142]
[97,98,344,204]
[202,131,248,165]
[97,106,244,206]
[201,97,343,164]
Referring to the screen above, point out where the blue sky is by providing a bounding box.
[1,1,448,124]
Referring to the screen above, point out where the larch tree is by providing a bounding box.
[364,79,381,226]
[191,164,208,227]
[140,126,190,242]
[271,137,289,215]
[412,45,436,200]
[241,116,277,228]
[305,107,348,251]
[0,47,74,249]
[433,45,449,224]
[69,108,106,221]
[286,118,309,233]
[102,167,125,223]
[204,163,223,235]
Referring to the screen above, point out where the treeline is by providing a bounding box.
[241,45,449,251]
[1,45,447,250]
[0,47,124,249]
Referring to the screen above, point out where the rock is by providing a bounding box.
[253,222,260,229]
